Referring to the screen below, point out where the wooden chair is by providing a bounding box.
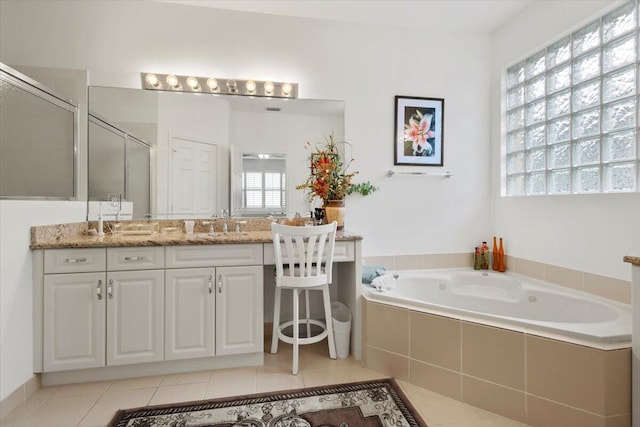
[270,221,337,374]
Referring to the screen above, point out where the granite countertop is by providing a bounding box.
[30,220,362,249]
[624,256,640,266]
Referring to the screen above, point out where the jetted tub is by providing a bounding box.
[363,268,631,348]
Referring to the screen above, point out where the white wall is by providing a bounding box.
[490,0,640,280]
[0,0,491,400]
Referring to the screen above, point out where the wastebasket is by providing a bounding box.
[330,301,352,359]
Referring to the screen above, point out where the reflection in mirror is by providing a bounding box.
[88,114,151,220]
[88,86,344,219]
[232,153,286,217]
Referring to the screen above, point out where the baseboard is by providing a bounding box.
[0,375,40,420]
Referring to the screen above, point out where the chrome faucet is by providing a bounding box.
[220,209,229,235]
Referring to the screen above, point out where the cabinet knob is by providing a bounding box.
[124,256,147,262]
[208,275,213,294]
[96,280,103,300]
[108,279,114,299]
[217,275,222,293]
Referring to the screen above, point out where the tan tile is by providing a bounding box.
[423,253,452,269]
[527,335,606,414]
[52,381,112,398]
[20,394,101,427]
[255,372,305,393]
[78,388,155,427]
[302,366,386,388]
[364,346,409,381]
[24,376,41,399]
[205,374,256,399]
[512,257,544,280]
[27,385,59,401]
[394,255,423,270]
[461,322,524,390]
[366,302,409,355]
[410,359,461,400]
[583,273,631,304]
[160,370,211,386]
[604,348,631,415]
[461,376,526,423]
[148,383,207,406]
[451,252,474,268]
[108,375,164,392]
[363,256,394,269]
[605,414,631,427]
[361,300,368,366]
[0,384,24,419]
[544,264,583,291]
[0,399,45,427]
[410,311,460,370]
[407,386,496,425]
[527,394,605,427]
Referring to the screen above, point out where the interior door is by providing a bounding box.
[170,136,217,216]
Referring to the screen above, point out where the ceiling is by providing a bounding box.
[156,0,534,33]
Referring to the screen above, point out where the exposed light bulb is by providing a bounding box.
[245,80,256,93]
[206,78,218,91]
[166,74,179,89]
[281,83,292,96]
[145,73,160,87]
[186,76,200,90]
[264,81,274,95]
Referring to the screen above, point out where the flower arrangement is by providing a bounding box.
[296,134,378,204]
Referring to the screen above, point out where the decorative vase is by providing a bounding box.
[324,199,345,230]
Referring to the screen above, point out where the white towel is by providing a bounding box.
[371,274,395,291]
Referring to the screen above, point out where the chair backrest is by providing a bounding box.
[271,221,337,288]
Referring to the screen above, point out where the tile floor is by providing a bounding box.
[1,342,529,427]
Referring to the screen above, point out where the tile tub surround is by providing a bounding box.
[365,253,631,304]
[363,300,631,426]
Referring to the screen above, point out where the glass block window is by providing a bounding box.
[504,2,639,195]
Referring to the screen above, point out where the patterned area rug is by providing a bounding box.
[108,378,427,427]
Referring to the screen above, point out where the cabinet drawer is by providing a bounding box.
[107,247,165,271]
[263,240,355,264]
[44,248,106,274]
[166,244,263,268]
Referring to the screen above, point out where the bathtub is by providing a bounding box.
[362,268,631,349]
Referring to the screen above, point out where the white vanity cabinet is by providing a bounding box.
[41,248,165,371]
[106,269,164,366]
[43,271,106,372]
[165,244,264,358]
[165,267,216,360]
[215,265,263,355]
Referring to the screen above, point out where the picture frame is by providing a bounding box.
[394,96,444,166]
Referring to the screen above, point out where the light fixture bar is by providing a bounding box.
[140,73,298,98]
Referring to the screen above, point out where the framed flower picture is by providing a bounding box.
[394,96,444,166]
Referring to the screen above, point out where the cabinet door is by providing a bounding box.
[215,266,263,355]
[106,270,164,366]
[165,268,215,360]
[43,272,106,372]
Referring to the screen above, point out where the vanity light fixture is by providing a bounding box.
[166,74,181,90]
[145,73,161,88]
[141,73,298,98]
[186,76,200,91]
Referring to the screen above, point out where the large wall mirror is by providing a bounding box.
[88,86,344,220]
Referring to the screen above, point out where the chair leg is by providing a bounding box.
[271,286,281,354]
[292,288,300,375]
[304,289,311,338]
[322,285,337,359]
